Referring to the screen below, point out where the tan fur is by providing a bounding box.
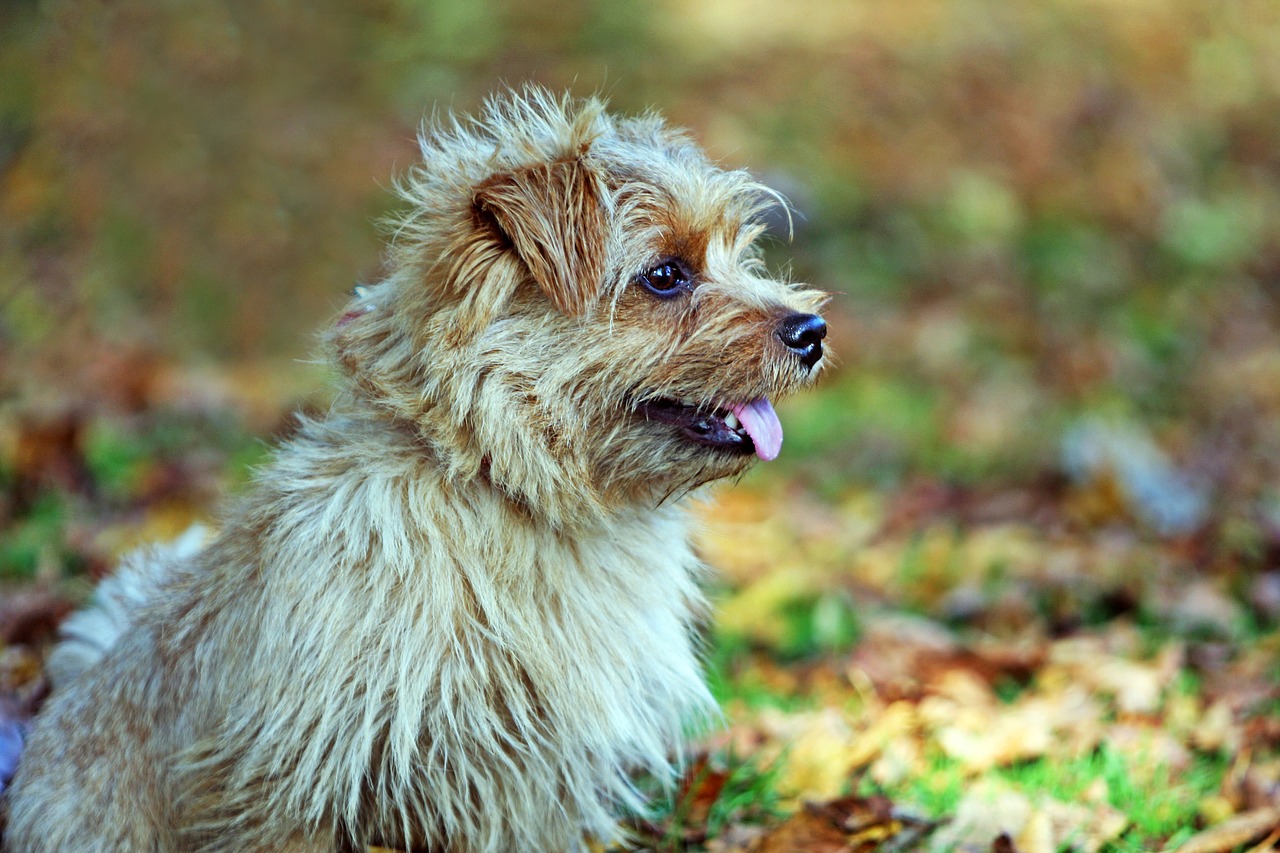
[3,87,827,853]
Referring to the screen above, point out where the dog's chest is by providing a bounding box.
[354,508,713,847]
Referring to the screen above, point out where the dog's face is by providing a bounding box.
[334,90,828,522]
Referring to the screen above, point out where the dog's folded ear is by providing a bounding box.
[473,158,607,315]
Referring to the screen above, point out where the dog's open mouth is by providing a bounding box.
[639,398,783,461]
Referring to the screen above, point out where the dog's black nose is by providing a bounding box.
[776,313,827,369]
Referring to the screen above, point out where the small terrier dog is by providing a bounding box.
[4,88,827,852]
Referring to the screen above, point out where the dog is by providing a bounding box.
[4,87,828,852]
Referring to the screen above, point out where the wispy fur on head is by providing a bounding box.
[4,86,827,853]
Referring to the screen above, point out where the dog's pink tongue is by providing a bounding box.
[730,399,783,461]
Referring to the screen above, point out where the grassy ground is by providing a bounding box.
[3,368,1278,851]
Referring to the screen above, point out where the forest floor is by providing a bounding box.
[1,349,1278,852]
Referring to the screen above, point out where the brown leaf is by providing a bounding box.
[1166,808,1280,853]
[810,793,893,832]
[992,834,1020,853]
[0,646,44,697]
[11,409,92,505]
[0,590,74,646]
[753,795,937,853]
[705,822,768,852]
[754,806,850,853]
[930,780,1126,853]
[761,708,869,802]
[673,753,732,839]
[1247,830,1280,853]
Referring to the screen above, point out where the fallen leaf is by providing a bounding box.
[705,822,768,852]
[672,754,732,840]
[846,700,917,770]
[922,685,1103,772]
[1164,581,1246,639]
[753,794,937,853]
[763,708,861,802]
[1017,810,1053,853]
[753,805,849,853]
[715,568,822,648]
[991,833,1019,853]
[1246,829,1280,853]
[1166,808,1280,853]
[0,591,74,645]
[1189,701,1241,753]
[930,780,1126,853]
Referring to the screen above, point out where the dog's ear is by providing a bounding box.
[473,159,607,315]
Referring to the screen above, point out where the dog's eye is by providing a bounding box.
[637,260,692,298]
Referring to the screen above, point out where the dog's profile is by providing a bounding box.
[4,87,828,852]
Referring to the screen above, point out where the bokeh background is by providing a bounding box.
[5,1,1280,848]
[6,0,1280,504]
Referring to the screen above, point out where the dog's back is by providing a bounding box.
[44,527,208,689]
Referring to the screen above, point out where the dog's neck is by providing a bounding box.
[317,389,699,534]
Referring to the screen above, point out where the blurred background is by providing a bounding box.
[6,0,1280,570]
[4,0,1280,846]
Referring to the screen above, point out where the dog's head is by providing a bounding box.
[333,87,828,524]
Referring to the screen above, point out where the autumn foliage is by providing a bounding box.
[4,1,1280,850]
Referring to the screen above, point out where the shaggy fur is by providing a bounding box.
[3,88,828,852]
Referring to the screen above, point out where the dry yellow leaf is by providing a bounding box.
[1018,810,1054,853]
[923,686,1102,773]
[1166,807,1280,853]
[760,708,861,803]
[930,780,1127,853]
[1190,701,1240,753]
[715,567,821,647]
[846,700,917,767]
[1246,829,1280,853]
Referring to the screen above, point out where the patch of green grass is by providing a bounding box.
[83,412,268,502]
[1005,745,1225,845]
[762,591,862,662]
[878,743,1228,851]
[717,598,861,667]
[83,419,152,500]
[775,373,946,487]
[704,639,815,712]
[699,754,788,841]
[869,761,969,817]
[992,675,1029,705]
[636,751,787,851]
[1107,754,1225,847]
[773,369,1056,494]
[0,492,70,578]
